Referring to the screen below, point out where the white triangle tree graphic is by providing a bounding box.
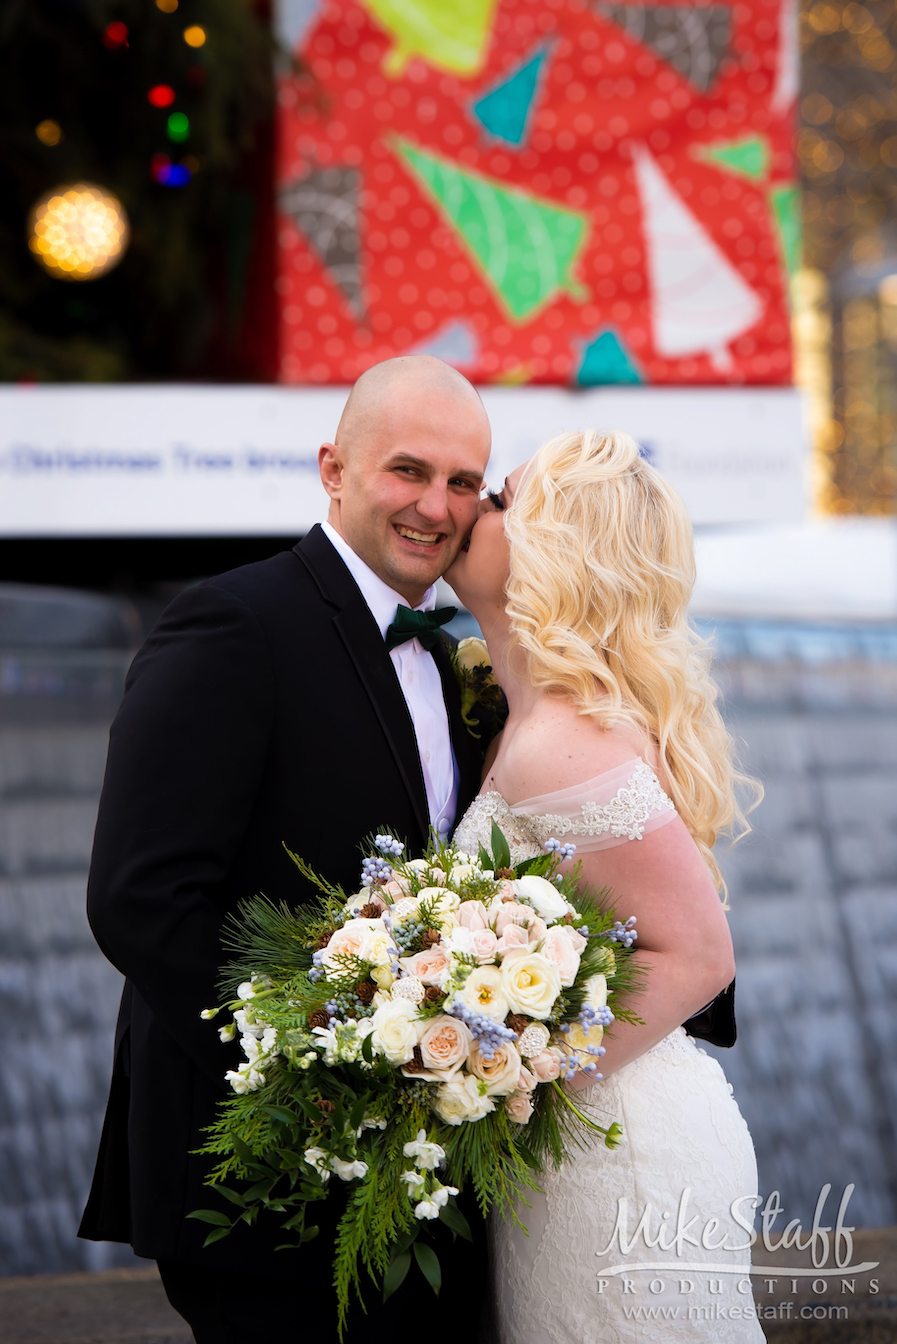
[631,144,763,372]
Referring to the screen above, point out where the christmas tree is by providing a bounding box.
[0,0,275,382]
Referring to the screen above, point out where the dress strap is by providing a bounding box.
[512,758,677,854]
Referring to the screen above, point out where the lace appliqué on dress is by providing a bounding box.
[527,760,675,844]
[452,793,545,865]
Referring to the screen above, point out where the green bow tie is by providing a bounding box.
[385,604,457,652]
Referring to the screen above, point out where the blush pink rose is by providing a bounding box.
[506,1090,535,1125]
[400,944,450,986]
[525,915,548,943]
[529,1048,563,1082]
[417,1015,473,1076]
[470,928,499,963]
[457,900,489,931]
[542,925,585,987]
[495,924,532,956]
[517,1064,537,1093]
[495,903,533,934]
[321,918,380,969]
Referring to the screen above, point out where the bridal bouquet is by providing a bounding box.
[193,825,642,1332]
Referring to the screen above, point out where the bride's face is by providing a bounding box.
[445,462,528,612]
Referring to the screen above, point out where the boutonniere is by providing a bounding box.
[447,636,507,740]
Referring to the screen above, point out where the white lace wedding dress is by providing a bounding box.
[453,760,765,1344]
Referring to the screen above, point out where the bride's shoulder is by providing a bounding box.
[486,698,658,804]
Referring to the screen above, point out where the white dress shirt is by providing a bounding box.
[321,522,458,836]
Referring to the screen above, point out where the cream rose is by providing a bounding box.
[470,928,499,963]
[455,636,491,672]
[456,965,511,1022]
[529,1047,563,1082]
[431,1073,496,1125]
[457,900,489,931]
[541,924,585,987]
[517,1064,538,1093]
[516,874,570,922]
[321,918,383,971]
[370,999,419,1064]
[500,948,562,1019]
[400,945,450,987]
[506,1090,535,1125]
[450,863,479,884]
[468,1041,522,1096]
[417,1015,472,1077]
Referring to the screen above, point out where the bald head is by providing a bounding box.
[318,356,491,604]
[335,356,489,455]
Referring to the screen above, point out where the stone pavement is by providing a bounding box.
[0,1266,189,1344]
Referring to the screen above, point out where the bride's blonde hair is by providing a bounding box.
[503,428,759,896]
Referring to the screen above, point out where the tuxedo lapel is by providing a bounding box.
[295,528,430,842]
[431,636,483,824]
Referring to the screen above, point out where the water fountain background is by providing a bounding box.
[1,600,895,1275]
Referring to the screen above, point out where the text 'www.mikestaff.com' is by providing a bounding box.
[621,1303,851,1323]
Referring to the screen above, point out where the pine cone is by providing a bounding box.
[314,1098,335,1119]
[316,928,336,950]
[355,979,376,1004]
[506,1014,529,1036]
[495,867,516,880]
[424,986,444,1004]
[358,903,382,920]
[563,912,574,924]
[421,928,441,948]
[403,1046,426,1074]
[309,1008,330,1030]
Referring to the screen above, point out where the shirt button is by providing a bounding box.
[406,669,414,683]
[437,818,449,835]
[423,750,431,763]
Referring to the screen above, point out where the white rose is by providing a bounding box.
[516,874,570,922]
[371,964,396,991]
[442,926,476,957]
[370,999,420,1065]
[456,965,511,1022]
[583,973,608,1008]
[500,949,562,1019]
[456,636,491,671]
[431,1073,496,1125]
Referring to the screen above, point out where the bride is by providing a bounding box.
[446,429,765,1344]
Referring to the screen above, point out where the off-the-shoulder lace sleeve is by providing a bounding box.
[513,758,677,853]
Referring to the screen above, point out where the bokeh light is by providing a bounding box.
[151,155,191,188]
[35,120,62,147]
[183,25,206,47]
[28,184,130,282]
[103,22,128,49]
[167,112,190,143]
[155,0,178,9]
[148,84,175,108]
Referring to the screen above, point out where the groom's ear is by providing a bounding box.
[319,442,344,499]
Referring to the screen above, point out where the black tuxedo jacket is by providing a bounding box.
[79,528,487,1321]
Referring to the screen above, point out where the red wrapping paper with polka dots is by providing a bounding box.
[276,0,798,385]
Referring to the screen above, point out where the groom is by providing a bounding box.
[79,357,493,1342]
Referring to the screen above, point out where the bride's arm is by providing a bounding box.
[567,817,735,1083]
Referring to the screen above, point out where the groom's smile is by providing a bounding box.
[319,357,492,606]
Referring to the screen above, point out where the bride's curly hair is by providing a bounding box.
[503,427,760,897]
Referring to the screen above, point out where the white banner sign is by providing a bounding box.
[0,384,807,537]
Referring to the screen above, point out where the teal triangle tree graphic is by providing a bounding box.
[576,328,643,385]
[696,135,770,182]
[769,183,801,277]
[393,137,588,322]
[471,46,550,146]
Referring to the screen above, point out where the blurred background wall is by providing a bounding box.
[1,0,896,1280]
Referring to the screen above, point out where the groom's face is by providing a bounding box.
[321,390,490,605]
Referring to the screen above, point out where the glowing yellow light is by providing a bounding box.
[183,24,206,46]
[879,275,897,305]
[27,184,130,283]
[36,119,63,146]
[156,0,178,10]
